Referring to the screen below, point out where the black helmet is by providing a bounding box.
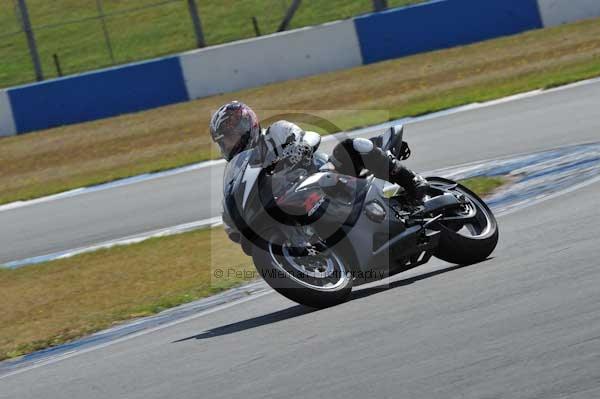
[210,101,260,161]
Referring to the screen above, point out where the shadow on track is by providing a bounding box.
[174,260,488,342]
[174,305,314,342]
[350,261,483,300]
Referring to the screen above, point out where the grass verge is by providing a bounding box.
[459,176,506,197]
[0,177,504,361]
[0,227,252,361]
[1,18,600,205]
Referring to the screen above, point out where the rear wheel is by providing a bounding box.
[252,234,353,308]
[427,177,499,265]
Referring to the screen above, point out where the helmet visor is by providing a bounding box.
[213,120,252,160]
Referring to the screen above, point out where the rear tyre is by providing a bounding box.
[428,177,499,265]
[251,235,353,309]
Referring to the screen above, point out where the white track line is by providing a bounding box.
[0,291,273,381]
[4,140,599,268]
[1,75,600,375]
[2,171,599,378]
[2,216,223,269]
[2,76,600,214]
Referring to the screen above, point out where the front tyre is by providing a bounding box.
[251,237,353,309]
[428,177,499,265]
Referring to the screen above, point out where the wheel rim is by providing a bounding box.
[430,181,495,239]
[268,243,349,291]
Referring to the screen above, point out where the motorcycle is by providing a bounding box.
[222,125,499,308]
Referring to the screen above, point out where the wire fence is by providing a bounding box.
[0,0,420,89]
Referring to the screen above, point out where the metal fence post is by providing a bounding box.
[187,0,206,48]
[373,0,388,12]
[96,0,116,64]
[53,53,63,77]
[278,0,302,32]
[16,0,44,81]
[252,16,262,36]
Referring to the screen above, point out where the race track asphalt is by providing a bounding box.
[1,80,600,264]
[1,178,599,398]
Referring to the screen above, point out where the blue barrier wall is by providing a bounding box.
[6,0,599,136]
[8,56,188,134]
[354,0,543,64]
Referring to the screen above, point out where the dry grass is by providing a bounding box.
[0,227,252,360]
[0,176,505,360]
[2,18,600,204]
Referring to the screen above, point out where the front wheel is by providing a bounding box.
[251,235,353,309]
[427,177,499,265]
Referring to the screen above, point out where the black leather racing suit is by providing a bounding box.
[331,136,427,200]
[222,122,427,243]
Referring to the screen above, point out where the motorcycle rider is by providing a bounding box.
[209,101,430,241]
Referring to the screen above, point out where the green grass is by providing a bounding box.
[0,176,503,360]
[460,176,507,197]
[0,0,422,88]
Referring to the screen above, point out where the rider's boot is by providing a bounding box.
[353,138,429,203]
